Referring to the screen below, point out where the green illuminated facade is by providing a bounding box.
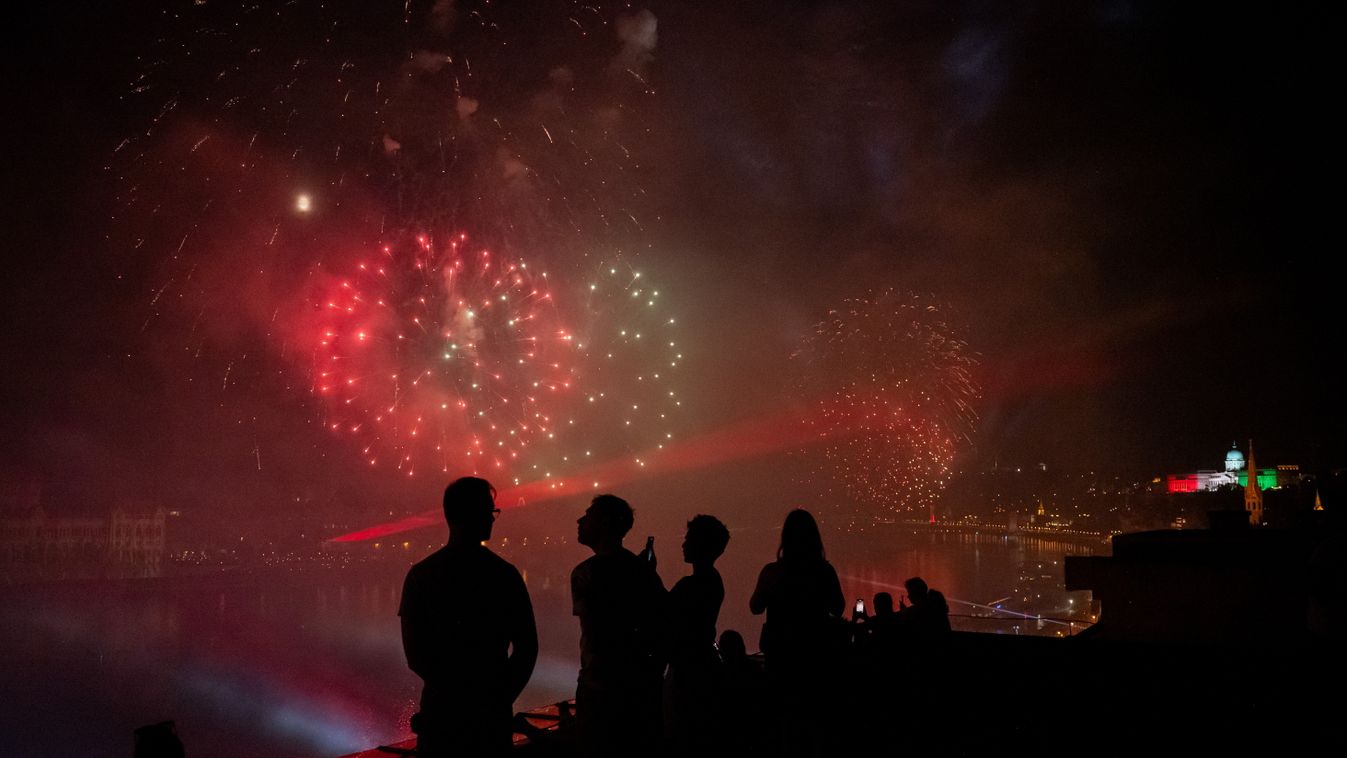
[1237,469,1278,491]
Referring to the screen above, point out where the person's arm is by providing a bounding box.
[823,562,845,618]
[399,570,435,680]
[646,564,671,669]
[401,616,433,680]
[506,570,539,703]
[571,564,588,617]
[749,564,774,615]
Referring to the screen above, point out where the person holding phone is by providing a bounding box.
[571,494,667,758]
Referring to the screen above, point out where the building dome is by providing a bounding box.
[1224,445,1245,472]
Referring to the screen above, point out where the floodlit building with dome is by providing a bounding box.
[1164,442,1298,494]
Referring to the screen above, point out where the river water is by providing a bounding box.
[0,527,1101,757]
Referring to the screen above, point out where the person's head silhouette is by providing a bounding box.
[577,493,633,553]
[718,629,747,663]
[904,577,930,605]
[777,508,825,563]
[443,476,498,545]
[873,592,895,617]
[682,514,730,567]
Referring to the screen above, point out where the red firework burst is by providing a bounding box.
[793,290,980,521]
[314,234,575,477]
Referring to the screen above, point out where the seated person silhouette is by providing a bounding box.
[665,514,730,755]
[869,591,898,632]
[572,494,667,757]
[399,477,537,757]
[854,591,900,654]
[133,721,185,758]
[716,629,767,757]
[873,591,896,619]
[899,577,952,642]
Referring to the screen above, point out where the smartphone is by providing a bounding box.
[854,598,866,616]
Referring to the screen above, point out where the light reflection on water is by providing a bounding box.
[0,529,1100,757]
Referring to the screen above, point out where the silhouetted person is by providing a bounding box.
[750,509,844,756]
[873,591,895,618]
[664,514,730,756]
[899,577,952,642]
[869,592,896,631]
[572,494,667,758]
[399,477,538,757]
[133,721,185,758]
[856,591,900,657]
[716,629,766,758]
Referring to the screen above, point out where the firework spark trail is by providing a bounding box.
[108,2,678,485]
[314,234,574,476]
[313,236,681,481]
[792,290,980,523]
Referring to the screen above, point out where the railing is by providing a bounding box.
[950,613,1095,636]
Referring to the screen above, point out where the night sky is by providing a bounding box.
[3,1,1341,534]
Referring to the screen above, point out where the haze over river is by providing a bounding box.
[0,527,1101,757]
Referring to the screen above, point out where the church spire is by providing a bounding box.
[1244,438,1263,526]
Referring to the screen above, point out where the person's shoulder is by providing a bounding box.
[477,545,514,567]
[691,569,724,598]
[408,545,452,573]
[590,548,642,571]
[400,547,449,615]
[478,545,525,577]
[409,544,512,576]
[572,553,599,579]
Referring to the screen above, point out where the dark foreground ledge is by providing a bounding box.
[339,629,1343,757]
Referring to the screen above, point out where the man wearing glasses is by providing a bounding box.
[399,477,538,757]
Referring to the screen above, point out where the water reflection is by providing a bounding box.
[0,529,1104,757]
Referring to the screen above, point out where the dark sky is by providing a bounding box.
[2,1,1341,531]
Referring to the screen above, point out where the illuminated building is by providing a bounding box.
[1164,442,1285,495]
[0,483,167,582]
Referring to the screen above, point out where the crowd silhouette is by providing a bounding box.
[400,478,952,758]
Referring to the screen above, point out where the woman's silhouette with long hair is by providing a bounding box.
[749,508,844,756]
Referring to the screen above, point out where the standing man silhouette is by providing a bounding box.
[664,514,730,757]
[572,494,667,757]
[400,477,538,757]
